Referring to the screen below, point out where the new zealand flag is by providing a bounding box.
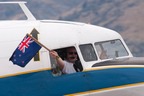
[9,34,41,67]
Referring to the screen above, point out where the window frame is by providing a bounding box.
[79,43,98,62]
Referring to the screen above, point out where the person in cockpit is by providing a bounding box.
[50,47,82,74]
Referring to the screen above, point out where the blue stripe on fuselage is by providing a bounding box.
[0,67,144,96]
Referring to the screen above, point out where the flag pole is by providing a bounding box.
[27,33,51,52]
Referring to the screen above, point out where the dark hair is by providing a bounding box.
[63,47,75,58]
[55,46,76,60]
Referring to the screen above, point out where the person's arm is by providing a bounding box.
[50,51,65,69]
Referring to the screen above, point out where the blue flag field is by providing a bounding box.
[9,34,41,67]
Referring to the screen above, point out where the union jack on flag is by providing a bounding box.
[18,36,34,53]
[9,34,41,67]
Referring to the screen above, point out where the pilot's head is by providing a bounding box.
[65,47,77,63]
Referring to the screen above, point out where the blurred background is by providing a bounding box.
[1,0,144,57]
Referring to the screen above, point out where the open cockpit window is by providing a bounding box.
[79,44,97,62]
[49,48,65,76]
[95,39,129,59]
[49,46,83,76]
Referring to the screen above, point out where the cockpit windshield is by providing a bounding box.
[79,39,129,62]
[95,39,129,59]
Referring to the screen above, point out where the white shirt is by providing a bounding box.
[62,60,76,74]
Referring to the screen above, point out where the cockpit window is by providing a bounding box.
[79,44,97,61]
[49,46,83,76]
[95,39,129,59]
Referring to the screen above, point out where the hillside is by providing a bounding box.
[1,0,144,56]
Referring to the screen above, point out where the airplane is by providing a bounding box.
[1,1,144,96]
